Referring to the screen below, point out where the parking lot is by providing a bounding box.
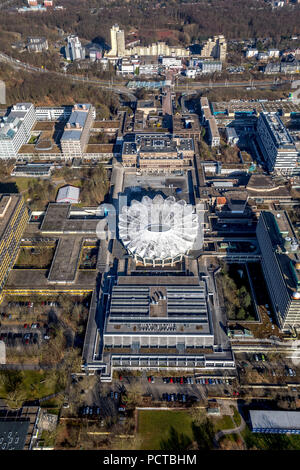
[0,323,48,347]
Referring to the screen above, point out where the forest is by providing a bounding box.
[0,0,299,48]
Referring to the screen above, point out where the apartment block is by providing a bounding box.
[65,35,85,61]
[200,35,227,62]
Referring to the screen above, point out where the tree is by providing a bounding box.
[160,426,193,451]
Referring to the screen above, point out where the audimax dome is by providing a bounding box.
[118,195,199,266]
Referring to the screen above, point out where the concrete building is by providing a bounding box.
[0,406,41,450]
[0,194,29,293]
[257,112,298,174]
[65,35,85,61]
[200,60,222,74]
[207,118,220,147]
[161,57,182,68]
[122,135,194,172]
[200,35,227,62]
[60,104,95,158]
[103,278,214,350]
[257,210,300,331]
[35,106,73,121]
[226,127,239,146]
[26,37,48,52]
[128,42,189,58]
[108,24,126,57]
[107,26,189,58]
[0,103,36,158]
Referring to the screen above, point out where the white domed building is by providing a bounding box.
[119,195,199,266]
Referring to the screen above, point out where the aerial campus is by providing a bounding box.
[1,0,300,454]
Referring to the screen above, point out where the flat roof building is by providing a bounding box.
[0,406,40,450]
[257,112,298,174]
[0,194,29,292]
[0,103,36,158]
[61,104,95,158]
[122,134,194,172]
[257,210,300,330]
[250,410,300,434]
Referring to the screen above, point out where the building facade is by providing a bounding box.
[257,112,298,174]
[200,35,227,62]
[65,35,85,61]
[257,211,300,331]
[0,103,36,159]
[60,104,95,158]
[0,195,29,293]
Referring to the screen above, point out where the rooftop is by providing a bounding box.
[261,211,300,296]
[250,410,300,431]
[0,103,33,141]
[0,195,24,240]
[61,104,91,142]
[105,277,212,336]
[260,112,296,150]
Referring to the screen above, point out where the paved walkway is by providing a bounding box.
[213,404,246,449]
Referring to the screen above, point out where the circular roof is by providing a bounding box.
[119,195,199,261]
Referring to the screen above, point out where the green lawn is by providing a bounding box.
[138,410,194,450]
[242,424,300,450]
[211,414,234,432]
[0,370,62,405]
[137,409,237,450]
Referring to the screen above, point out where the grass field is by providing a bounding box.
[0,370,62,405]
[241,424,300,450]
[137,409,237,450]
[138,410,194,450]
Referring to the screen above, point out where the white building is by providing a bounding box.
[268,49,280,58]
[56,185,80,204]
[0,103,36,159]
[35,106,73,121]
[246,48,258,58]
[226,127,239,146]
[186,69,197,79]
[257,112,298,174]
[139,64,159,76]
[65,35,85,61]
[162,57,182,68]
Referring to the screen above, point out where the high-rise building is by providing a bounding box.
[200,35,227,62]
[108,24,125,57]
[0,103,36,159]
[65,35,85,61]
[107,24,189,58]
[257,210,300,331]
[257,112,298,174]
[0,194,29,293]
